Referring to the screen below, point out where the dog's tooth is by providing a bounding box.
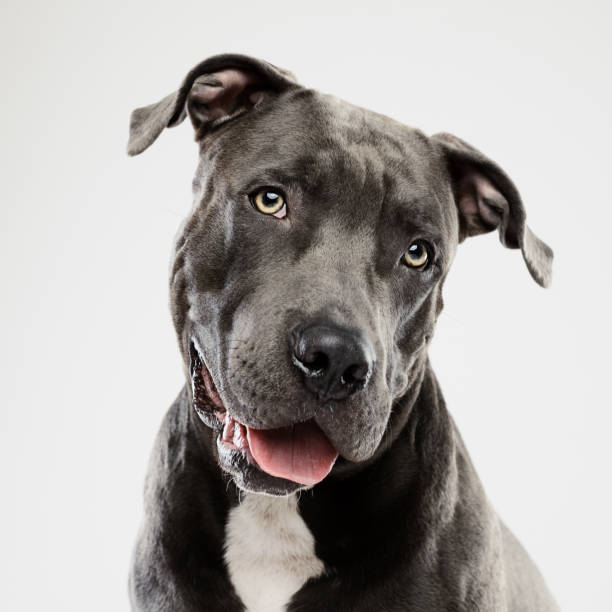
[223,414,235,443]
[233,422,247,449]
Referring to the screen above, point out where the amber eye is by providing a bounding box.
[401,242,429,268]
[250,189,287,218]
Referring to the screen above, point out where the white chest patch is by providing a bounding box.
[224,493,325,612]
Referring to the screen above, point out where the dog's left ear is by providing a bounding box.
[431,132,553,287]
[127,53,298,156]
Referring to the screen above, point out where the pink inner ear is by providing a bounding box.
[457,171,505,232]
[188,69,264,124]
[249,90,264,105]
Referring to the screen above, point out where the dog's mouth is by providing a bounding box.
[189,341,339,490]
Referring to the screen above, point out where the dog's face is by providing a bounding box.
[129,55,552,496]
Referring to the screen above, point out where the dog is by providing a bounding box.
[127,54,558,611]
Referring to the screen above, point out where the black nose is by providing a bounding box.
[291,322,375,401]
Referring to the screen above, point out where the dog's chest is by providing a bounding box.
[224,493,324,612]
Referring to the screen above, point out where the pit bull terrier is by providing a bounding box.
[127,53,558,611]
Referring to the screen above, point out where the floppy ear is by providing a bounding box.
[127,53,298,156]
[431,132,553,288]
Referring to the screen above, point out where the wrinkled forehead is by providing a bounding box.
[201,89,455,232]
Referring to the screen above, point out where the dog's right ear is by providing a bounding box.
[432,132,553,288]
[127,54,298,156]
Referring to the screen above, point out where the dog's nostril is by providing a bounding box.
[341,363,368,386]
[301,351,328,374]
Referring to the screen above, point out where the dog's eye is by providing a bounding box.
[401,242,429,269]
[250,189,287,218]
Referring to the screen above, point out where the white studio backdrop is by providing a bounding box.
[1,1,610,610]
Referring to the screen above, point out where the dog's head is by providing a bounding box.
[128,54,553,496]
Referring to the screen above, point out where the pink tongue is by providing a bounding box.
[246,420,339,486]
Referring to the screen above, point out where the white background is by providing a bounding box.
[1,1,610,610]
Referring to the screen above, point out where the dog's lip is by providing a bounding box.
[189,340,224,431]
[189,339,253,450]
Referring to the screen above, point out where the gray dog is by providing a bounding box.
[127,54,558,611]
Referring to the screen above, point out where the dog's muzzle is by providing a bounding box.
[189,340,339,488]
